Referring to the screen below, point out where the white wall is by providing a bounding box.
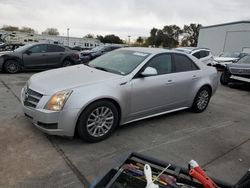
[198,22,250,55]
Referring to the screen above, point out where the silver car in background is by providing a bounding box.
[21,47,218,142]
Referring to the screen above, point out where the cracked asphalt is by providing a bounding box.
[0,72,250,187]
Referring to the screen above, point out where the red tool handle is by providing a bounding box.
[189,169,217,188]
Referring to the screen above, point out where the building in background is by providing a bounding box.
[198,21,250,55]
[0,30,101,49]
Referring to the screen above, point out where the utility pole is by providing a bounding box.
[128,35,131,46]
[67,28,70,47]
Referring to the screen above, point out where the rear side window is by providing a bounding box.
[200,50,209,58]
[47,45,65,52]
[174,54,199,72]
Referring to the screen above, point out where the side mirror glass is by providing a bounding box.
[140,67,157,77]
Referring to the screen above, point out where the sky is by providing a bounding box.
[0,0,250,40]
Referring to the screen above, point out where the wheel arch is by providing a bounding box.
[74,97,122,136]
[62,56,74,65]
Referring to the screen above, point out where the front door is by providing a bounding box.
[130,53,175,119]
[23,44,48,69]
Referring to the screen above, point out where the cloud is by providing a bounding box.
[0,0,249,39]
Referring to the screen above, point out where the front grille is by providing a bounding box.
[230,68,250,75]
[24,88,43,108]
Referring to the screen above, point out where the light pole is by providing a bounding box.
[128,35,131,46]
[67,28,70,47]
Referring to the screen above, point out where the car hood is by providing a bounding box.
[228,63,250,69]
[213,56,239,62]
[28,65,123,95]
[0,51,12,56]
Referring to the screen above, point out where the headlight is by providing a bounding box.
[45,90,72,111]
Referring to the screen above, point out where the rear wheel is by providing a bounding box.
[220,71,230,85]
[192,86,211,113]
[62,59,72,67]
[4,60,20,73]
[77,100,119,142]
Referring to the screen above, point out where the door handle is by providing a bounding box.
[59,53,64,55]
[192,75,198,80]
[42,54,46,56]
[165,80,174,85]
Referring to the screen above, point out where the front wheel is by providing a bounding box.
[77,100,119,142]
[4,60,20,73]
[192,87,211,113]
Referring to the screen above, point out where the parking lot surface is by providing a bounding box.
[0,72,250,187]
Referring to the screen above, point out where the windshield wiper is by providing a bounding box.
[92,66,125,75]
[93,66,109,72]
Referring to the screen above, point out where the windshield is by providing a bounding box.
[219,52,240,58]
[88,50,150,75]
[14,44,33,52]
[237,55,250,64]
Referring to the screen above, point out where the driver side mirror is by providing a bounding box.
[25,50,32,55]
[140,67,158,77]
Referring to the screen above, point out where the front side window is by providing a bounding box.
[174,54,199,72]
[89,50,150,75]
[29,44,47,53]
[146,54,173,75]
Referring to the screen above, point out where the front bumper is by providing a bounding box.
[21,88,80,137]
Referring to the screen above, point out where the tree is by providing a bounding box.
[98,34,123,44]
[42,28,59,35]
[19,26,35,33]
[147,28,158,46]
[136,36,143,45]
[1,25,19,32]
[181,24,202,47]
[84,33,94,38]
[162,25,182,48]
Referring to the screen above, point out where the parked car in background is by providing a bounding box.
[175,47,213,65]
[220,55,250,85]
[79,44,123,63]
[0,43,24,52]
[213,52,248,69]
[0,43,81,73]
[21,47,218,142]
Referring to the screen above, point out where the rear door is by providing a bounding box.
[130,53,176,118]
[22,44,48,69]
[46,44,66,67]
[171,53,201,107]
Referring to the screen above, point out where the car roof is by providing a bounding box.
[120,47,175,55]
[176,47,210,53]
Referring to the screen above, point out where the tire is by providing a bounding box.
[77,100,119,142]
[62,59,72,67]
[192,86,211,113]
[4,60,20,73]
[220,71,229,85]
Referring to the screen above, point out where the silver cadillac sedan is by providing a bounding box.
[21,47,218,142]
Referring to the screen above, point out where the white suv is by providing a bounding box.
[175,47,213,65]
